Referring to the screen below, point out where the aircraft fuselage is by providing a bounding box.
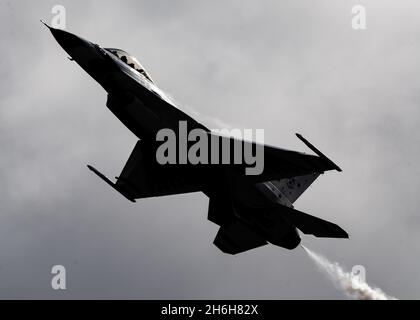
[46,25,347,254]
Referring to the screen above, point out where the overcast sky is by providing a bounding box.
[1,0,420,299]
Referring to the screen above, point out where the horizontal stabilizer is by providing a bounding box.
[280,205,348,238]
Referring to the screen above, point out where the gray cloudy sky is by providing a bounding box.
[1,0,420,299]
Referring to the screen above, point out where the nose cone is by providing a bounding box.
[50,29,90,57]
[51,28,86,51]
[42,21,92,58]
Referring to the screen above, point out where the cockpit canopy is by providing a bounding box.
[105,48,153,83]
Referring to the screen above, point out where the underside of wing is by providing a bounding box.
[115,140,204,199]
[258,173,321,207]
[205,132,341,184]
[116,140,204,199]
[271,173,320,204]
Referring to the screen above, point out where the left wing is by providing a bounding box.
[88,140,203,201]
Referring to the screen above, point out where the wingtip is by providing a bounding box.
[86,164,137,203]
[295,133,343,173]
[295,133,304,141]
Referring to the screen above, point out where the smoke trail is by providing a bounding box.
[301,245,397,300]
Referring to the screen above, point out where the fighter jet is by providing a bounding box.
[44,22,348,254]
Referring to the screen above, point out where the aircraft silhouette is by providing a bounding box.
[44,22,348,254]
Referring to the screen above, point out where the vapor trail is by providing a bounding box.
[301,245,396,300]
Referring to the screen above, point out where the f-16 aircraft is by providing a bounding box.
[44,22,348,254]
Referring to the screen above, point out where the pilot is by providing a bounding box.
[121,56,128,63]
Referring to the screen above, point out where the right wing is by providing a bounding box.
[206,132,341,184]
